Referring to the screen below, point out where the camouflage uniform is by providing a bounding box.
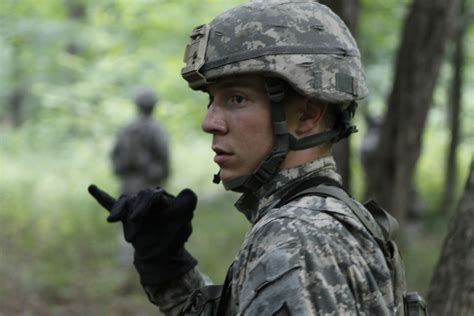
[139,1,405,314]
[143,156,398,315]
[112,114,170,195]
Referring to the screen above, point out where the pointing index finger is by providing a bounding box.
[88,184,116,211]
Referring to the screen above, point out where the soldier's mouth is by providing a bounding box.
[212,146,233,164]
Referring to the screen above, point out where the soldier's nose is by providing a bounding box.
[202,105,227,135]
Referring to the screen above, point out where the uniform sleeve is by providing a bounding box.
[239,214,393,316]
[239,238,316,316]
[142,268,209,316]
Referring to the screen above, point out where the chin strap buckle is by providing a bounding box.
[265,78,286,102]
[334,101,358,142]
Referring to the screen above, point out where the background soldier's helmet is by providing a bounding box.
[182,0,368,105]
[134,87,158,110]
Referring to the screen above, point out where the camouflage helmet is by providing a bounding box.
[182,0,368,104]
[182,0,366,192]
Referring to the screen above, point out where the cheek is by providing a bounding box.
[241,115,273,159]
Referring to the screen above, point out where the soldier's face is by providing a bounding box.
[201,75,273,182]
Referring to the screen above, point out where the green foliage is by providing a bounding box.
[0,0,473,313]
[0,0,246,132]
[0,129,249,312]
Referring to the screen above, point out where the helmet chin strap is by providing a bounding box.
[214,78,289,193]
[288,101,358,150]
[213,79,358,193]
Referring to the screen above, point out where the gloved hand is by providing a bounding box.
[88,184,198,287]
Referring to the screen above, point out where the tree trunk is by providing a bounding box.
[319,0,360,32]
[427,159,474,315]
[319,0,360,192]
[366,0,462,222]
[441,2,466,215]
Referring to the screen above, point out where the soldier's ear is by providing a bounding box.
[294,100,327,136]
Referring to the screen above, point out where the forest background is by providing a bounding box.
[0,0,473,315]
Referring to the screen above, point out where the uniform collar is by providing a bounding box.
[235,156,342,223]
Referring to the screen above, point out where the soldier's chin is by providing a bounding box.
[219,168,249,182]
[217,169,232,182]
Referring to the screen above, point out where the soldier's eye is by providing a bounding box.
[229,95,246,106]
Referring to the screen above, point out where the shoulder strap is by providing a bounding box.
[216,263,233,315]
[364,200,399,241]
[275,176,341,208]
[276,178,387,243]
[295,185,386,243]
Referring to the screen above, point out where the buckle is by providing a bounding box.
[404,292,427,316]
[253,167,272,185]
[264,78,286,102]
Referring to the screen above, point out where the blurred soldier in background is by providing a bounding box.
[112,87,170,196]
[110,87,170,271]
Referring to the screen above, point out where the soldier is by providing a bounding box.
[111,87,170,195]
[89,1,426,315]
[110,87,170,269]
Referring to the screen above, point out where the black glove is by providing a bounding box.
[88,184,198,287]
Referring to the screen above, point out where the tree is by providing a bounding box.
[441,1,471,214]
[427,159,474,315]
[319,0,360,192]
[366,0,462,221]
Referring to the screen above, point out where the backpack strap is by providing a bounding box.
[364,200,399,241]
[275,176,342,208]
[285,184,386,243]
[275,177,399,243]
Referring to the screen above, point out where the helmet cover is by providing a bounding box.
[182,0,368,104]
